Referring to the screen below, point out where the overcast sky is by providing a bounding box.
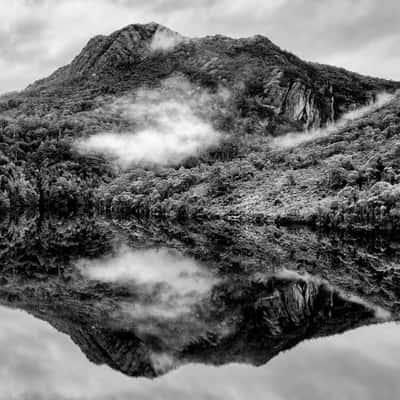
[1,0,400,93]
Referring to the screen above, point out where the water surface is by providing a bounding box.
[0,305,399,400]
[0,214,399,399]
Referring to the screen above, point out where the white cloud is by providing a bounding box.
[150,26,185,51]
[1,0,400,93]
[77,77,226,167]
[323,35,400,81]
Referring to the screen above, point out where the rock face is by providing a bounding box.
[27,23,400,130]
[268,77,325,128]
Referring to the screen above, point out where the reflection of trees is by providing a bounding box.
[0,215,386,378]
[114,219,400,314]
[0,213,114,276]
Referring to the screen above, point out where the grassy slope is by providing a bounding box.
[202,93,400,229]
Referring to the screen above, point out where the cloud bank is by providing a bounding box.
[1,0,400,93]
[77,77,227,167]
[271,92,395,149]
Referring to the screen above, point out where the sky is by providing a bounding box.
[1,0,400,93]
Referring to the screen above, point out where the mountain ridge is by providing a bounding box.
[18,22,400,131]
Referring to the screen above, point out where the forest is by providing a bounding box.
[1,23,400,234]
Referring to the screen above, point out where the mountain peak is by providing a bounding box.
[65,22,185,78]
[26,22,400,130]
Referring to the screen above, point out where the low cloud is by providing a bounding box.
[150,26,185,51]
[271,92,395,149]
[340,92,395,121]
[77,77,228,167]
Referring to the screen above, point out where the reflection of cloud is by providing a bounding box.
[0,306,126,400]
[77,245,218,320]
[77,245,215,293]
[77,245,223,350]
[150,352,177,375]
[1,304,400,400]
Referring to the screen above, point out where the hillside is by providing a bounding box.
[1,22,400,231]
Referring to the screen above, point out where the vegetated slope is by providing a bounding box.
[1,22,400,227]
[233,92,400,232]
[95,92,400,232]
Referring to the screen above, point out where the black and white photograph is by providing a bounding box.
[1,1,400,399]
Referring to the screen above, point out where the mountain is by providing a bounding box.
[1,22,400,233]
[7,22,400,128]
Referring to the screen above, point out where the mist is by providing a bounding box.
[150,27,185,51]
[77,77,227,167]
[271,92,395,149]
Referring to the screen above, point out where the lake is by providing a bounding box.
[0,213,399,399]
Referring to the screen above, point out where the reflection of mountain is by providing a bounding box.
[0,214,394,378]
[117,219,400,314]
[0,274,377,378]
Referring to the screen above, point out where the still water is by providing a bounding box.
[1,306,399,400]
[0,214,399,399]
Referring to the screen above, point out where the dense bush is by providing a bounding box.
[315,182,400,231]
